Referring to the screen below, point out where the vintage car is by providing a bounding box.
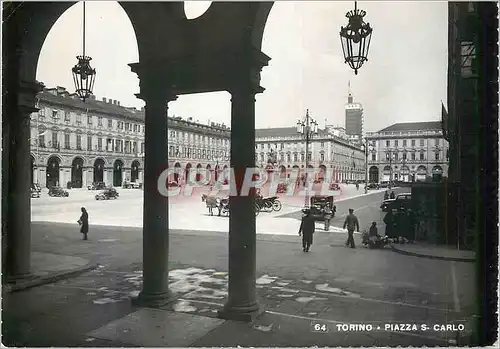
[380,193,412,212]
[367,182,380,190]
[122,180,141,189]
[329,183,341,191]
[88,181,106,190]
[308,195,336,221]
[31,187,40,198]
[48,186,69,197]
[95,188,120,200]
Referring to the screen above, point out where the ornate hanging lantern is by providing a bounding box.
[340,1,373,75]
[72,2,96,101]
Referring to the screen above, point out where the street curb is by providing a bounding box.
[390,244,475,263]
[3,262,98,293]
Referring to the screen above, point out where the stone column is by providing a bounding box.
[130,63,176,308]
[218,73,265,321]
[6,81,43,279]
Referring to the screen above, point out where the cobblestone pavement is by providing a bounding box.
[4,218,476,346]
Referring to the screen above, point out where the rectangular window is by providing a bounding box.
[420,152,424,160]
[38,108,45,118]
[125,123,130,131]
[52,132,58,148]
[435,138,439,146]
[64,134,70,149]
[371,154,376,161]
[403,152,407,160]
[435,152,440,160]
[87,115,92,125]
[394,140,399,147]
[320,153,325,161]
[98,116,103,126]
[38,132,46,147]
[420,139,425,146]
[386,153,390,160]
[52,110,59,119]
[321,142,324,148]
[87,136,92,150]
[76,114,82,125]
[169,146,174,157]
[98,138,103,151]
[141,142,145,154]
[394,153,399,160]
[125,140,130,153]
[403,140,407,147]
[411,152,416,160]
[386,140,390,147]
[76,135,82,150]
[132,142,137,154]
[411,139,416,146]
[64,111,71,122]
[108,119,113,128]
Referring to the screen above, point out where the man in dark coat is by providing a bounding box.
[78,207,89,240]
[390,191,395,199]
[383,209,396,240]
[343,208,360,248]
[384,191,389,200]
[298,208,315,252]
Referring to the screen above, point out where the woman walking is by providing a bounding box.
[78,207,89,240]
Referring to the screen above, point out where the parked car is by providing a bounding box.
[95,188,120,200]
[48,186,69,197]
[379,181,390,188]
[122,180,141,189]
[31,187,40,198]
[309,195,336,221]
[329,183,341,191]
[367,182,380,190]
[380,192,412,212]
[88,182,106,190]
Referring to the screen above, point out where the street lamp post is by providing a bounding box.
[296,109,318,208]
[364,139,375,194]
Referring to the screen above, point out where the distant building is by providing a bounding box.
[30,84,230,188]
[365,121,449,183]
[255,126,365,182]
[344,92,364,146]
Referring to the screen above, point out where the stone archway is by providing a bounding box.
[318,164,327,182]
[71,157,84,188]
[279,165,286,178]
[369,166,379,183]
[174,162,181,183]
[93,158,105,183]
[185,163,192,184]
[131,160,140,182]
[196,163,203,182]
[113,159,124,187]
[432,165,443,182]
[400,165,410,182]
[416,165,427,182]
[382,165,391,182]
[46,156,60,188]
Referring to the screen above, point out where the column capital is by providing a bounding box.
[129,62,178,102]
[226,48,270,96]
[18,80,44,114]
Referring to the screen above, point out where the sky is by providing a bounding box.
[37,1,448,132]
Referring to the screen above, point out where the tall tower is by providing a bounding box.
[344,81,364,145]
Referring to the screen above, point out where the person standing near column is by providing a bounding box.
[298,208,315,252]
[343,208,360,248]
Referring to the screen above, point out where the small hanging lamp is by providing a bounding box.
[72,1,96,102]
[339,1,373,75]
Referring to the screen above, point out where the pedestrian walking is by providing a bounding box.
[343,208,359,248]
[323,203,332,231]
[78,207,89,240]
[390,191,395,199]
[384,191,389,200]
[298,208,315,252]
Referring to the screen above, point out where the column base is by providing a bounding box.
[217,303,263,322]
[132,290,176,308]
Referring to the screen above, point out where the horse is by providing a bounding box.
[201,194,219,216]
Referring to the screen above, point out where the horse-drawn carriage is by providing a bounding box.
[201,194,230,216]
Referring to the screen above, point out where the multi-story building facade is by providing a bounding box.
[255,127,365,182]
[31,85,230,188]
[345,92,364,146]
[365,121,449,183]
